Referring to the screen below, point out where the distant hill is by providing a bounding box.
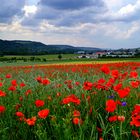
[0,39,102,55]
[78,47,102,53]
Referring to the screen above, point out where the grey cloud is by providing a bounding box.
[22,0,140,28]
[21,6,60,27]
[26,0,107,27]
[53,7,106,27]
[35,6,62,20]
[0,0,25,23]
[39,0,104,10]
[21,16,40,27]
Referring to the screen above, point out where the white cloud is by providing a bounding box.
[39,21,97,34]
[118,4,135,16]
[103,0,140,22]
[103,22,140,39]
[23,5,37,16]
[104,0,123,10]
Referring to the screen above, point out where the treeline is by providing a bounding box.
[0,56,50,63]
[0,50,76,55]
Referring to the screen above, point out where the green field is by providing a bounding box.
[0,54,140,67]
[0,62,140,140]
[1,54,78,59]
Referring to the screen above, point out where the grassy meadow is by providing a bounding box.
[0,55,140,140]
[0,54,140,67]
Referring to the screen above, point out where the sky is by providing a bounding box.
[0,0,140,49]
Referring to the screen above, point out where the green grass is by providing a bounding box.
[2,54,140,60]
[1,54,79,60]
[0,54,140,67]
[0,62,140,140]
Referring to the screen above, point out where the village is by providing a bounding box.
[76,48,140,59]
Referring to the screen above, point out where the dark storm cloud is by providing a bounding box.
[23,0,107,27]
[53,7,106,27]
[39,0,104,10]
[0,0,25,23]
[22,0,140,28]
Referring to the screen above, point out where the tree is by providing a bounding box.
[58,54,62,60]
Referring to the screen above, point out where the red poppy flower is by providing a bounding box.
[25,89,32,96]
[130,81,139,88]
[8,86,16,91]
[130,71,138,78]
[36,76,42,83]
[0,82,3,87]
[116,100,122,105]
[20,82,26,87]
[130,115,140,127]
[38,109,50,119]
[73,110,80,117]
[11,79,17,86]
[113,83,122,92]
[105,78,115,89]
[0,90,6,97]
[35,100,45,108]
[94,78,106,90]
[5,74,12,78]
[108,115,118,122]
[75,81,80,86]
[62,94,80,105]
[101,65,110,74]
[105,99,117,113]
[41,79,50,85]
[26,116,37,126]
[0,105,6,113]
[62,97,71,104]
[97,127,102,133]
[111,70,119,78]
[117,87,130,98]
[72,117,82,125]
[132,104,140,116]
[83,81,93,90]
[130,104,140,127]
[16,112,24,118]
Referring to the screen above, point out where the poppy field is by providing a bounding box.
[0,62,140,140]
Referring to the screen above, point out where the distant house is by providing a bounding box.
[105,50,136,57]
[77,55,83,58]
[106,54,135,57]
[77,55,90,59]
[95,52,107,57]
[77,53,99,59]
[76,51,85,54]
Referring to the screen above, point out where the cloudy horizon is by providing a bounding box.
[0,0,140,49]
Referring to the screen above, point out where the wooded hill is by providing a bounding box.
[0,39,102,55]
